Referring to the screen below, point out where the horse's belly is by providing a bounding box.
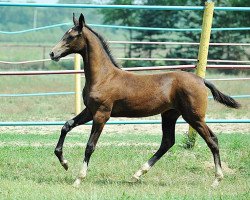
[111,98,172,117]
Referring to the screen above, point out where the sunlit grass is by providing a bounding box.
[0,132,249,200]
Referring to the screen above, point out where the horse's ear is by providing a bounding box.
[79,13,85,30]
[73,13,78,26]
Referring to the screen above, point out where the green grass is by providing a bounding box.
[0,131,249,200]
[0,75,75,121]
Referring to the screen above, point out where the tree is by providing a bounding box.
[100,0,140,60]
[132,0,201,67]
[133,0,178,66]
[208,0,250,73]
[165,0,203,65]
[101,0,249,70]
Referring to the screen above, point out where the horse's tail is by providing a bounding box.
[204,79,241,109]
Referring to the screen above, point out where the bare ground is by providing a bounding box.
[1,122,249,135]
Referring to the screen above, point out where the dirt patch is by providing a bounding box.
[204,161,236,175]
[0,141,160,148]
[1,122,249,135]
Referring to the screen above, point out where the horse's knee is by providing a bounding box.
[61,119,74,133]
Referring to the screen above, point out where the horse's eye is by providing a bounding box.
[68,35,74,40]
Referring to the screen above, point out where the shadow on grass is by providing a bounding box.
[93,177,191,189]
[94,178,145,186]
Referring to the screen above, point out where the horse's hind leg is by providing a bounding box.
[132,109,180,181]
[184,116,223,187]
[54,108,92,170]
[207,126,223,187]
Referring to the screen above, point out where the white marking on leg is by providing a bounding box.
[211,166,223,188]
[132,162,151,181]
[216,166,224,179]
[73,162,88,188]
[61,159,67,166]
[79,161,88,178]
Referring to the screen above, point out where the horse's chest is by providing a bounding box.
[83,90,110,109]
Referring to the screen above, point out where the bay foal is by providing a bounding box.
[50,14,240,187]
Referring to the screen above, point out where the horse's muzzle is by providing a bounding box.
[50,51,60,62]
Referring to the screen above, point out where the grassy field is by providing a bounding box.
[0,129,249,200]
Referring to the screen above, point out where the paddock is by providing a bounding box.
[0,2,249,199]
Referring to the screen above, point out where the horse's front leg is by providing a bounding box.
[55,108,92,170]
[73,108,110,187]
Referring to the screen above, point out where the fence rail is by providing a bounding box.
[1,65,250,76]
[1,2,250,11]
[1,23,250,34]
[2,58,250,65]
[0,119,249,127]
[2,41,250,46]
[1,92,249,99]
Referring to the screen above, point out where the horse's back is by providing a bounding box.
[111,70,206,117]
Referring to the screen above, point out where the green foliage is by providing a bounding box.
[209,0,250,74]
[101,0,250,69]
[100,0,141,59]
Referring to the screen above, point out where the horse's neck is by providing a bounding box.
[80,28,115,86]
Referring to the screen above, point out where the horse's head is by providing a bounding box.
[50,13,86,61]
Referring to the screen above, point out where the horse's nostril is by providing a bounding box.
[50,52,54,58]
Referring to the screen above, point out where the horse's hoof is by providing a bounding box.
[131,175,140,183]
[61,160,68,171]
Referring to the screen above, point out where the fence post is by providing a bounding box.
[186,1,214,148]
[74,54,81,115]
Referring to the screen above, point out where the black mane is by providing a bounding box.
[85,25,121,69]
